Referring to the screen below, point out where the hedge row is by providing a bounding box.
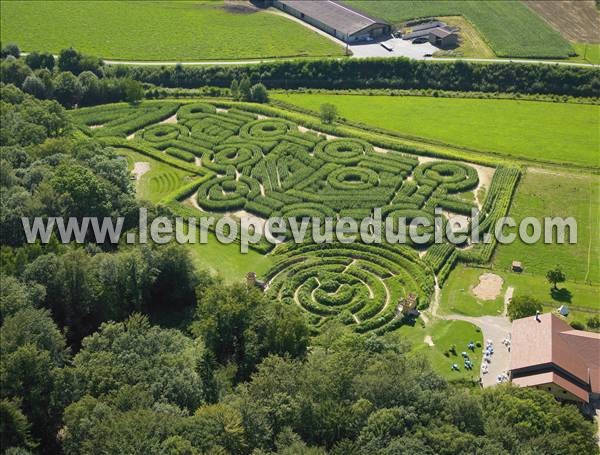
[109,59,600,97]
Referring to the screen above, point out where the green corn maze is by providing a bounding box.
[71,100,520,335]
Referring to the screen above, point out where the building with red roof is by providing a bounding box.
[509,313,600,403]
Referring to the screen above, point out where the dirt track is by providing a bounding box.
[525,1,600,43]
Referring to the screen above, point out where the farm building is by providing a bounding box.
[272,0,391,43]
[509,313,600,404]
[402,20,458,49]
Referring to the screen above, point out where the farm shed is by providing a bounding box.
[273,0,391,43]
[428,27,458,48]
[402,21,458,49]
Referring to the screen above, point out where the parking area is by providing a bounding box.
[349,37,438,60]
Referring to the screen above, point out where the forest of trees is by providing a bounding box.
[0,46,143,108]
[0,53,598,454]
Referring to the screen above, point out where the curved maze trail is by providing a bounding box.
[265,242,433,335]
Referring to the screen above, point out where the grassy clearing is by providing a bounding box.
[441,265,599,329]
[440,266,505,317]
[346,0,573,58]
[272,93,600,167]
[493,170,600,284]
[187,232,275,284]
[120,149,196,203]
[393,320,483,382]
[433,16,495,59]
[0,1,343,61]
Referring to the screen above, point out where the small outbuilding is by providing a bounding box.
[246,272,265,291]
[511,261,523,273]
[428,27,458,48]
[557,305,570,316]
[402,20,458,49]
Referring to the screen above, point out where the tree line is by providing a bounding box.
[108,57,600,97]
[0,45,143,108]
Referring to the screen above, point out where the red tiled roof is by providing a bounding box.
[510,313,600,400]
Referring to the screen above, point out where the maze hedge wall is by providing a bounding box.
[70,100,520,334]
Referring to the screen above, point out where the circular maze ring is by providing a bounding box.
[141,124,188,143]
[177,102,217,120]
[240,119,294,139]
[327,166,379,190]
[314,139,372,165]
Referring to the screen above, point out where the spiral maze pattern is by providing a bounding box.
[265,243,434,335]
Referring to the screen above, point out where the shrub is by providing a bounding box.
[570,321,585,330]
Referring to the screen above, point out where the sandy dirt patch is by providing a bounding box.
[472,273,503,300]
[424,335,434,346]
[160,114,178,124]
[132,162,150,181]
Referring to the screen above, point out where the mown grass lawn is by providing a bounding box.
[0,1,343,61]
[120,148,196,203]
[393,320,483,383]
[441,265,599,329]
[186,232,275,284]
[273,93,600,167]
[346,0,573,58]
[440,266,505,317]
[493,170,600,284]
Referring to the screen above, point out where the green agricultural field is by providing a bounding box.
[0,1,344,61]
[570,43,600,65]
[273,93,600,167]
[346,0,573,58]
[493,170,600,285]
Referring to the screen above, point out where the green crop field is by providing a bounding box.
[70,99,524,337]
[570,43,600,65]
[0,0,344,61]
[273,93,600,167]
[346,0,573,58]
